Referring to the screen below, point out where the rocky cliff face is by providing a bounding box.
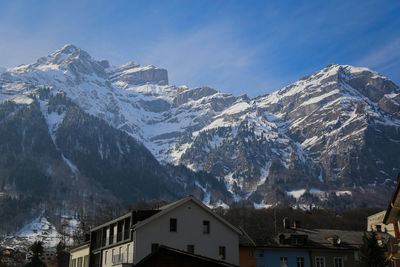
[0,45,399,229]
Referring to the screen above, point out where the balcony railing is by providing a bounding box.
[112,253,125,265]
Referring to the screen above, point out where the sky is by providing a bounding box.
[0,0,399,97]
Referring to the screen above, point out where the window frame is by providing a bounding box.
[127,244,130,262]
[203,220,210,234]
[280,257,288,267]
[315,256,326,267]
[170,218,177,232]
[219,246,226,260]
[296,257,305,267]
[249,248,254,258]
[187,244,195,254]
[333,257,344,267]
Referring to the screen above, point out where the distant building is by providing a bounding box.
[87,196,242,267]
[256,228,368,267]
[383,173,400,265]
[368,210,395,236]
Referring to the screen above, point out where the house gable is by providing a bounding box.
[133,197,240,265]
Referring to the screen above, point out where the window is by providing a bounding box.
[77,257,83,267]
[187,245,195,254]
[170,218,177,232]
[105,251,108,264]
[219,246,226,260]
[259,250,264,258]
[119,247,122,262]
[112,249,115,264]
[297,257,305,267]
[376,225,382,232]
[127,244,130,262]
[280,257,288,267]
[249,249,254,258]
[203,220,210,234]
[334,257,344,267]
[316,257,325,267]
[72,259,76,267]
[83,255,89,267]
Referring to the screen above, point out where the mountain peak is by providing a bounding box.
[57,44,80,54]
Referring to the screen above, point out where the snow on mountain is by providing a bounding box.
[1,215,78,251]
[0,45,399,210]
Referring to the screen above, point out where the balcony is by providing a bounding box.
[112,253,126,265]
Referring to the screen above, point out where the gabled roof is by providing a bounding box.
[383,173,400,224]
[133,196,242,235]
[91,209,159,232]
[135,245,239,267]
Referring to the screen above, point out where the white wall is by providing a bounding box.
[134,200,239,265]
[70,245,89,267]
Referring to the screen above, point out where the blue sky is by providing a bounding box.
[0,0,399,97]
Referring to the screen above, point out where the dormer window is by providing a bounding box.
[203,220,210,234]
[170,218,177,232]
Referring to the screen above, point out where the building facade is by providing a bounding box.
[368,210,395,236]
[87,196,241,267]
[257,247,310,267]
[69,242,90,267]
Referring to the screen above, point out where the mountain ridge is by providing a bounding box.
[0,45,399,219]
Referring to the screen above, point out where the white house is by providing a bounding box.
[88,196,241,266]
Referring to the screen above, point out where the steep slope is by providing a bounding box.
[0,88,230,238]
[0,45,399,215]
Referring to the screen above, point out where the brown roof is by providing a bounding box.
[383,173,400,224]
[259,228,373,250]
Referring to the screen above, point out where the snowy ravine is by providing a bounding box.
[1,215,79,252]
[0,44,399,210]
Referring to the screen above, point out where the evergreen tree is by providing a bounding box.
[56,242,69,267]
[24,241,46,267]
[359,231,388,267]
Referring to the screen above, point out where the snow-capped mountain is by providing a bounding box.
[0,45,399,236]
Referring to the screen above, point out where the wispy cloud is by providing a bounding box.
[356,38,400,71]
[135,23,281,96]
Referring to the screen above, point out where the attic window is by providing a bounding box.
[170,218,177,232]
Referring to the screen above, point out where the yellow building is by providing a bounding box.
[69,242,90,267]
